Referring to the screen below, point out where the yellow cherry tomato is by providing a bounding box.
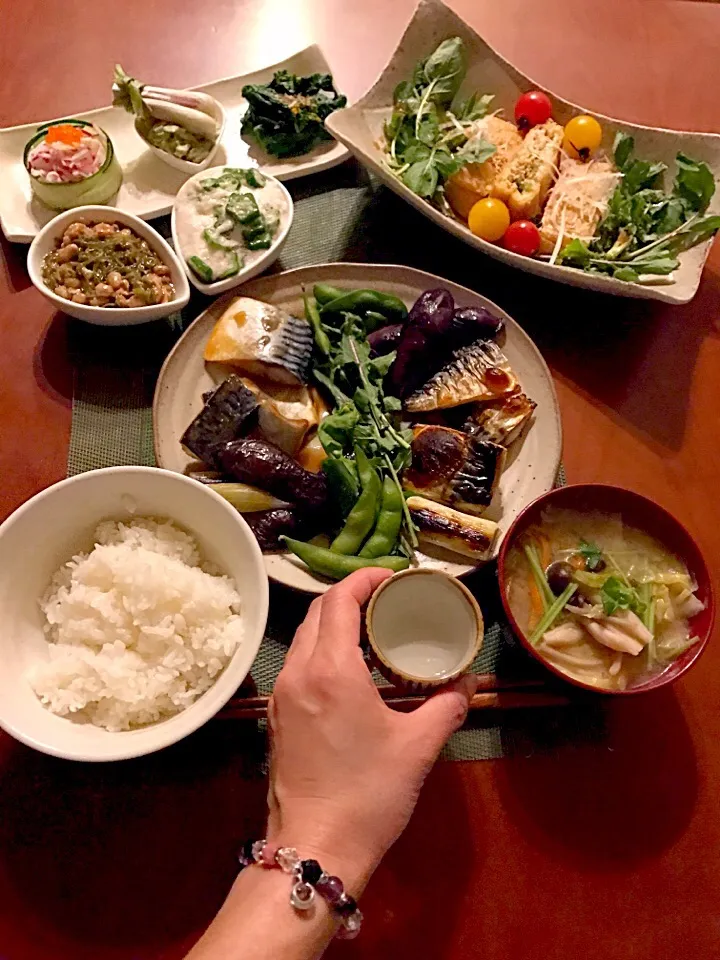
[563,115,603,160]
[468,197,511,243]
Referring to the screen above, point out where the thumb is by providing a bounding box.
[407,673,479,761]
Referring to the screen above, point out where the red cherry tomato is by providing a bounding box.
[503,220,541,257]
[514,91,552,131]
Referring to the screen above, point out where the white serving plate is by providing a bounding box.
[153,263,562,594]
[325,0,720,305]
[27,206,190,325]
[171,166,294,295]
[0,45,350,244]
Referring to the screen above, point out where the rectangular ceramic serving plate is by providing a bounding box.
[326,0,720,304]
[0,45,349,244]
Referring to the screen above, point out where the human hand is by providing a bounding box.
[266,568,478,889]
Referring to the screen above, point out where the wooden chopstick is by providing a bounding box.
[217,674,575,720]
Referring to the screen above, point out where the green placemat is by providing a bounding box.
[66,163,606,761]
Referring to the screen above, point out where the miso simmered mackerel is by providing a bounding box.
[181,285,536,579]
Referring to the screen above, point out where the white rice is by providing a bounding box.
[30,518,244,732]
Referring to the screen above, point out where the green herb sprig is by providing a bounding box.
[384,37,496,201]
[559,133,720,281]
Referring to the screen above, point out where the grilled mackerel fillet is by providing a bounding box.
[405,341,520,412]
[403,425,506,515]
[464,393,536,445]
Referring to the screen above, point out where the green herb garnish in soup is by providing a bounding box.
[505,507,704,691]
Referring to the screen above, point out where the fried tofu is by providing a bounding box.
[539,155,618,254]
[445,116,523,220]
[492,119,564,220]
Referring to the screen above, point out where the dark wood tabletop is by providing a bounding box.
[1,1,719,958]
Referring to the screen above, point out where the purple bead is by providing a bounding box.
[316,874,344,905]
[336,895,358,917]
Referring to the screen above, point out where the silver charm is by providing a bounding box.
[290,880,315,911]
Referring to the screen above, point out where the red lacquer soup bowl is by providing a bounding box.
[497,484,714,694]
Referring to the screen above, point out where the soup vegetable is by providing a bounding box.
[505,508,704,690]
[42,221,174,307]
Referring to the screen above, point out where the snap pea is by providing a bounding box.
[282,537,409,581]
[330,446,381,555]
[303,290,331,356]
[313,283,346,305]
[359,476,403,558]
[319,289,408,322]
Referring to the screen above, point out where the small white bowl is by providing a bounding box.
[171,165,294,296]
[0,467,269,762]
[27,206,190,326]
[141,98,227,174]
[366,569,483,688]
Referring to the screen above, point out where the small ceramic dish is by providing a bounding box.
[366,569,483,688]
[171,165,294,296]
[138,96,226,175]
[498,484,714,694]
[27,205,190,325]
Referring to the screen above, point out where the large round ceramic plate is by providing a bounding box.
[153,263,562,593]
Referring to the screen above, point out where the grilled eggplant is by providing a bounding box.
[245,508,302,552]
[407,496,498,561]
[218,438,327,510]
[203,297,313,385]
[181,375,259,465]
[403,425,505,515]
[464,393,536,445]
[405,341,520,412]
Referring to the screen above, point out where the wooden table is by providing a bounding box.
[1,1,719,957]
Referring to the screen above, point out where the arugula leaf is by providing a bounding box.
[402,158,439,198]
[613,266,639,282]
[422,37,466,105]
[613,132,634,171]
[558,238,592,268]
[455,136,497,165]
[663,214,720,255]
[601,576,646,617]
[674,153,715,213]
[318,403,360,458]
[368,351,397,378]
[454,91,494,121]
[578,540,604,572]
[322,458,359,520]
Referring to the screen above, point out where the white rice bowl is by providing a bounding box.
[30,518,244,731]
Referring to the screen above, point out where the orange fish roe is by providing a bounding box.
[44,124,86,147]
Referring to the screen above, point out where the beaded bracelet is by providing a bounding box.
[238,839,363,940]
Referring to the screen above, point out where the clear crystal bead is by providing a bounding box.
[276,846,300,874]
[290,881,315,911]
[251,840,267,863]
[336,909,363,940]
